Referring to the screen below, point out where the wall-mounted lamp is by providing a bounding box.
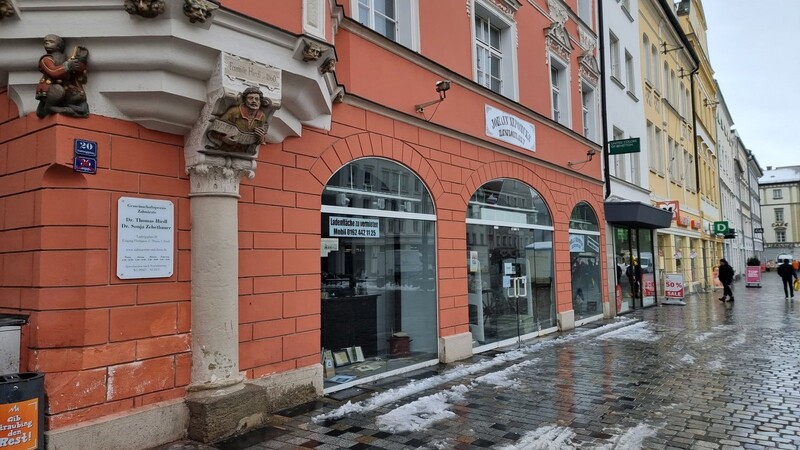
[415,80,451,114]
[568,148,598,167]
[703,98,720,107]
[660,41,683,54]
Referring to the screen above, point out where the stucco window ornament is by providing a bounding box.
[35,34,90,118]
[124,0,166,18]
[546,0,568,25]
[488,0,522,17]
[0,0,17,20]
[204,87,277,156]
[545,22,572,60]
[183,0,219,24]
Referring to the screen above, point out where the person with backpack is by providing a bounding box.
[717,258,735,302]
[777,258,798,300]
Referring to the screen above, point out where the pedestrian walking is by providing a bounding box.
[717,258,735,302]
[777,258,798,300]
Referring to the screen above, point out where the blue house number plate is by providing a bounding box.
[74,139,98,157]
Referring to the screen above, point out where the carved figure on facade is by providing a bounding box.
[302,42,325,62]
[183,0,219,24]
[205,87,275,155]
[35,34,90,118]
[320,57,336,74]
[0,0,16,20]
[124,0,166,18]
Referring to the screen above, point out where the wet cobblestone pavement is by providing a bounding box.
[161,277,800,449]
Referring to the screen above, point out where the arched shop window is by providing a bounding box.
[465,178,556,351]
[569,202,602,324]
[320,158,437,391]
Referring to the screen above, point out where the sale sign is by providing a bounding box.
[664,273,684,299]
[642,273,655,297]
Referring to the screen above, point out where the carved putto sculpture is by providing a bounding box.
[183,0,219,24]
[35,34,90,118]
[205,87,271,155]
[124,0,166,18]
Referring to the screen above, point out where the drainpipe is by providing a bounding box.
[597,1,610,199]
[688,70,707,289]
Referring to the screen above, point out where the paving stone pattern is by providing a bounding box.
[161,276,800,449]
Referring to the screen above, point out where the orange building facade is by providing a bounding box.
[0,0,606,447]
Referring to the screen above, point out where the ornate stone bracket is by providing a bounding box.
[185,53,282,196]
[0,0,18,21]
[183,0,219,24]
[124,0,166,18]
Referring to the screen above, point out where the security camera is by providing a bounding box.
[435,80,451,93]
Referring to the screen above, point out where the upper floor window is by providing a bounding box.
[356,0,419,50]
[551,57,569,125]
[473,2,516,98]
[775,208,784,222]
[609,32,621,81]
[578,0,592,26]
[777,230,786,243]
[581,81,597,141]
[774,189,783,200]
[624,50,635,94]
[651,44,660,91]
[643,35,651,82]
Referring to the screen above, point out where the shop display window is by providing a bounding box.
[320,159,437,389]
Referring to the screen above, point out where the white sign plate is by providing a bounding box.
[485,105,536,151]
[117,197,175,279]
[329,216,380,238]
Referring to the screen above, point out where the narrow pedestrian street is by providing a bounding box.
[161,276,800,450]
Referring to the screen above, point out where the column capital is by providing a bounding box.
[186,155,255,197]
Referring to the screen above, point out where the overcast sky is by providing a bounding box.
[703,1,799,171]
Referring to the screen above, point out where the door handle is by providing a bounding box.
[518,277,527,297]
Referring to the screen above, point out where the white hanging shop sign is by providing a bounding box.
[485,105,536,151]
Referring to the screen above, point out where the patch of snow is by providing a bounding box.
[681,354,696,364]
[313,319,640,422]
[495,425,577,450]
[474,359,536,388]
[596,321,659,342]
[496,423,659,450]
[375,385,469,433]
[707,359,723,370]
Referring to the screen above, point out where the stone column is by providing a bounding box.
[186,157,255,397]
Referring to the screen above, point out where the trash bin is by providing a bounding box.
[0,372,44,448]
[0,314,28,376]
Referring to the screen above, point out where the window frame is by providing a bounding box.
[354,0,420,51]
[550,55,570,126]
[773,189,783,200]
[472,1,518,99]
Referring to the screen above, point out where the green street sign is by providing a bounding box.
[608,138,641,155]
[713,221,729,235]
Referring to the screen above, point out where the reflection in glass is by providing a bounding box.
[321,159,436,389]
[569,202,601,321]
[467,179,555,348]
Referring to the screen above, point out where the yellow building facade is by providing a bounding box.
[638,0,722,297]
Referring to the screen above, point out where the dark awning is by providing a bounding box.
[604,201,672,229]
